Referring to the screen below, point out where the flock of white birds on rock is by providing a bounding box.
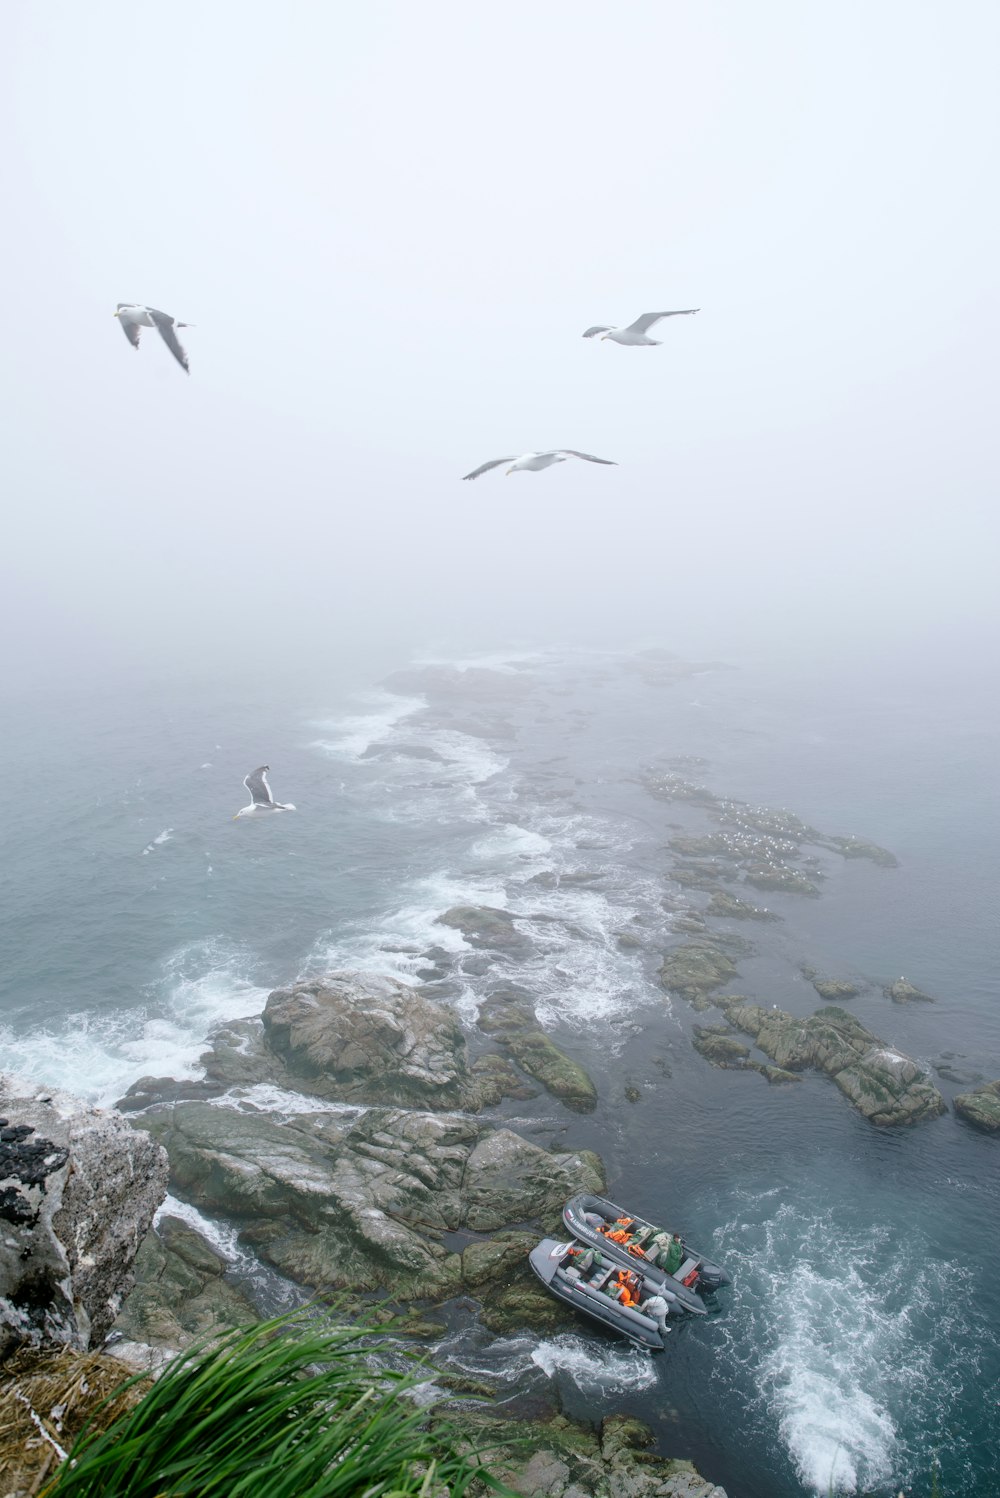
[117,295,699,817]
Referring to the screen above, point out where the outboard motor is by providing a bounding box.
[696,1265,730,1293]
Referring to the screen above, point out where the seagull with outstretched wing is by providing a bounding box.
[114,304,193,371]
[463,449,617,480]
[233,766,297,818]
[582,309,699,345]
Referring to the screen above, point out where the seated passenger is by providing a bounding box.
[658,1233,685,1275]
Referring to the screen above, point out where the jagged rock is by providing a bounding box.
[659,943,740,1008]
[136,1101,603,1301]
[706,890,781,921]
[716,1003,946,1125]
[116,1076,227,1112]
[884,978,935,1004]
[753,1064,802,1085]
[444,1406,728,1498]
[0,1075,167,1359]
[113,1214,258,1349]
[691,1027,751,1068]
[261,973,472,1108]
[954,1080,1000,1132]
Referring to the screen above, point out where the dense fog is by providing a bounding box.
[3,1,998,687]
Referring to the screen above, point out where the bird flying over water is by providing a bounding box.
[234,766,296,818]
[462,450,617,480]
[582,310,699,345]
[114,304,193,372]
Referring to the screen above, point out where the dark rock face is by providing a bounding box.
[717,1002,946,1126]
[436,905,532,955]
[706,889,781,922]
[953,1080,1000,1132]
[691,1026,751,1068]
[0,1076,167,1359]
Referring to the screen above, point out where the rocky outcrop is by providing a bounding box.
[436,905,532,955]
[883,977,935,1004]
[953,1080,1000,1133]
[0,1075,167,1360]
[706,889,781,921]
[691,1026,751,1068]
[742,864,820,898]
[446,1407,728,1498]
[135,1100,603,1303]
[659,941,742,1009]
[800,970,862,1002]
[113,1213,259,1349]
[477,988,598,1112]
[716,1003,945,1126]
[260,973,470,1107]
[119,973,530,1117]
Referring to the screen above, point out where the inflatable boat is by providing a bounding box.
[528,1237,677,1351]
[562,1194,730,1315]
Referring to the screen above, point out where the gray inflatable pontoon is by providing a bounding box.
[528,1237,676,1351]
[562,1193,730,1315]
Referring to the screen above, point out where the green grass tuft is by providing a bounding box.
[42,1308,514,1498]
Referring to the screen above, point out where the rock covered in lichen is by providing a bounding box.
[953,1080,1000,1132]
[0,1075,167,1359]
[715,1003,945,1126]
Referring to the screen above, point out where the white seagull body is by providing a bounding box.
[114,304,192,372]
[462,449,617,480]
[582,309,699,346]
[234,766,296,818]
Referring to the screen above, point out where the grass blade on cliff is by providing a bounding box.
[42,1307,514,1498]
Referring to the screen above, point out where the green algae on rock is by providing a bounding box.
[658,941,741,1007]
[716,1000,946,1126]
[953,1080,1000,1132]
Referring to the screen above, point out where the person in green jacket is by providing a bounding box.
[659,1233,685,1275]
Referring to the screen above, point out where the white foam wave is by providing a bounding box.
[209,1083,369,1119]
[713,1195,978,1495]
[142,828,174,854]
[154,1193,255,1270]
[530,1332,658,1394]
[310,690,425,759]
[0,942,270,1109]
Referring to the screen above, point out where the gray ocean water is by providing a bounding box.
[2,644,997,1498]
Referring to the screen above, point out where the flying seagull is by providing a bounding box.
[582,310,699,345]
[114,304,193,372]
[233,766,296,819]
[463,450,617,480]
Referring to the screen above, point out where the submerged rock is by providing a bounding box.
[829,835,899,867]
[953,1080,1000,1133]
[436,905,533,955]
[0,1075,167,1359]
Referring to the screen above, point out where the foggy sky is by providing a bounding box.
[3,1,998,687]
